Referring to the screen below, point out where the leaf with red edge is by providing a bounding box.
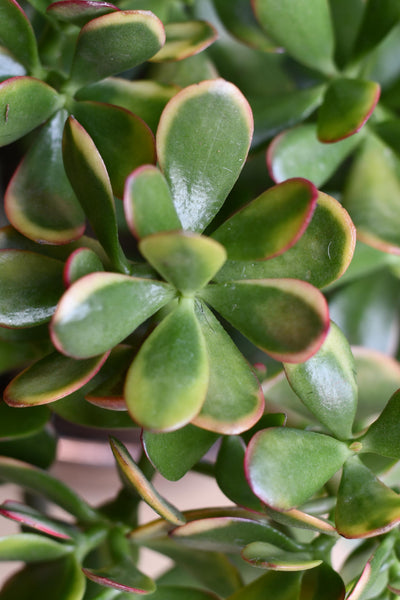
[46,0,118,27]
[110,436,185,525]
[345,535,394,600]
[0,77,62,146]
[4,351,109,407]
[215,192,356,290]
[85,345,134,410]
[212,178,318,261]
[317,78,380,143]
[151,20,218,62]
[200,279,329,363]
[0,501,77,540]
[72,100,155,198]
[64,247,104,286]
[245,428,352,510]
[0,250,64,327]
[192,301,264,434]
[0,0,40,73]
[68,10,165,90]
[124,165,181,238]
[0,533,72,562]
[157,78,253,232]
[336,455,400,538]
[83,559,156,594]
[241,541,321,571]
[5,110,85,245]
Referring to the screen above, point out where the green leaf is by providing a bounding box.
[0,0,40,73]
[5,110,85,244]
[317,78,380,142]
[157,78,253,232]
[0,456,99,521]
[345,535,394,600]
[0,533,72,561]
[124,165,181,238]
[125,586,221,600]
[0,556,86,600]
[241,541,321,571]
[51,391,134,428]
[213,0,278,51]
[200,279,329,363]
[263,505,336,535]
[268,124,362,187]
[0,77,62,146]
[300,562,346,600]
[336,455,400,538]
[215,192,356,289]
[213,178,317,261]
[69,10,165,89]
[125,298,209,431]
[143,424,218,481]
[140,232,226,295]
[361,389,400,458]
[151,20,217,62]
[342,134,400,253]
[46,0,118,27]
[4,351,109,406]
[51,272,174,358]
[62,116,128,273]
[76,78,176,133]
[72,100,155,198]
[353,0,400,59]
[0,46,26,79]
[245,428,352,509]
[110,436,185,525]
[0,428,56,469]
[83,558,155,594]
[193,301,264,434]
[226,571,301,600]
[284,322,357,439]
[216,436,263,511]
[0,500,77,540]
[0,401,50,439]
[0,250,64,327]
[64,247,104,285]
[253,0,336,75]
[328,0,365,68]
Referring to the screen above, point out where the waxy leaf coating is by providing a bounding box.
[213,178,318,261]
[157,78,253,232]
[125,298,209,431]
[245,428,352,509]
[51,272,175,358]
[200,279,329,363]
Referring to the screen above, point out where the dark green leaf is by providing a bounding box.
[0,250,64,327]
[225,571,301,600]
[328,0,365,67]
[0,428,56,469]
[65,247,104,285]
[361,389,400,458]
[0,0,40,73]
[245,428,352,509]
[51,391,134,428]
[300,562,346,600]
[0,401,49,439]
[46,0,118,27]
[213,0,278,51]
[353,0,400,58]
[157,78,253,232]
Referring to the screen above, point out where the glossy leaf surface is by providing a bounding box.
[213,178,317,261]
[5,110,85,244]
[64,248,104,285]
[0,0,40,72]
[246,428,352,509]
[0,500,76,539]
[0,77,62,146]
[215,192,356,289]
[0,557,85,600]
[62,116,128,273]
[151,20,217,62]
[342,134,400,253]
[110,437,185,524]
[46,0,118,26]
[125,299,208,431]
[124,165,181,238]
[336,456,400,538]
[361,389,400,458]
[4,351,109,406]
[72,101,155,198]
[157,78,253,232]
[0,250,64,327]
[284,322,357,439]
[268,124,361,187]
[192,301,264,434]
[253,0,336,74]
[143,424,218,481]
[317,78,380,142]
[201,279,329,363]
[140,232,226,295]
[69,10,165,89]
[241,541,321,571]
[0,534,71,561]
[0,457,98,521]
[51,272,174,358]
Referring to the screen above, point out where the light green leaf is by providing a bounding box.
[64,247,104,285]
[157,78,253,232]
[151,20,217,62]
[241,541,321,571]
[0,534,71,562]
[125,298,209,431]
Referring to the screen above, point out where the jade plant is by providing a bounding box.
[2,1,400,599]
